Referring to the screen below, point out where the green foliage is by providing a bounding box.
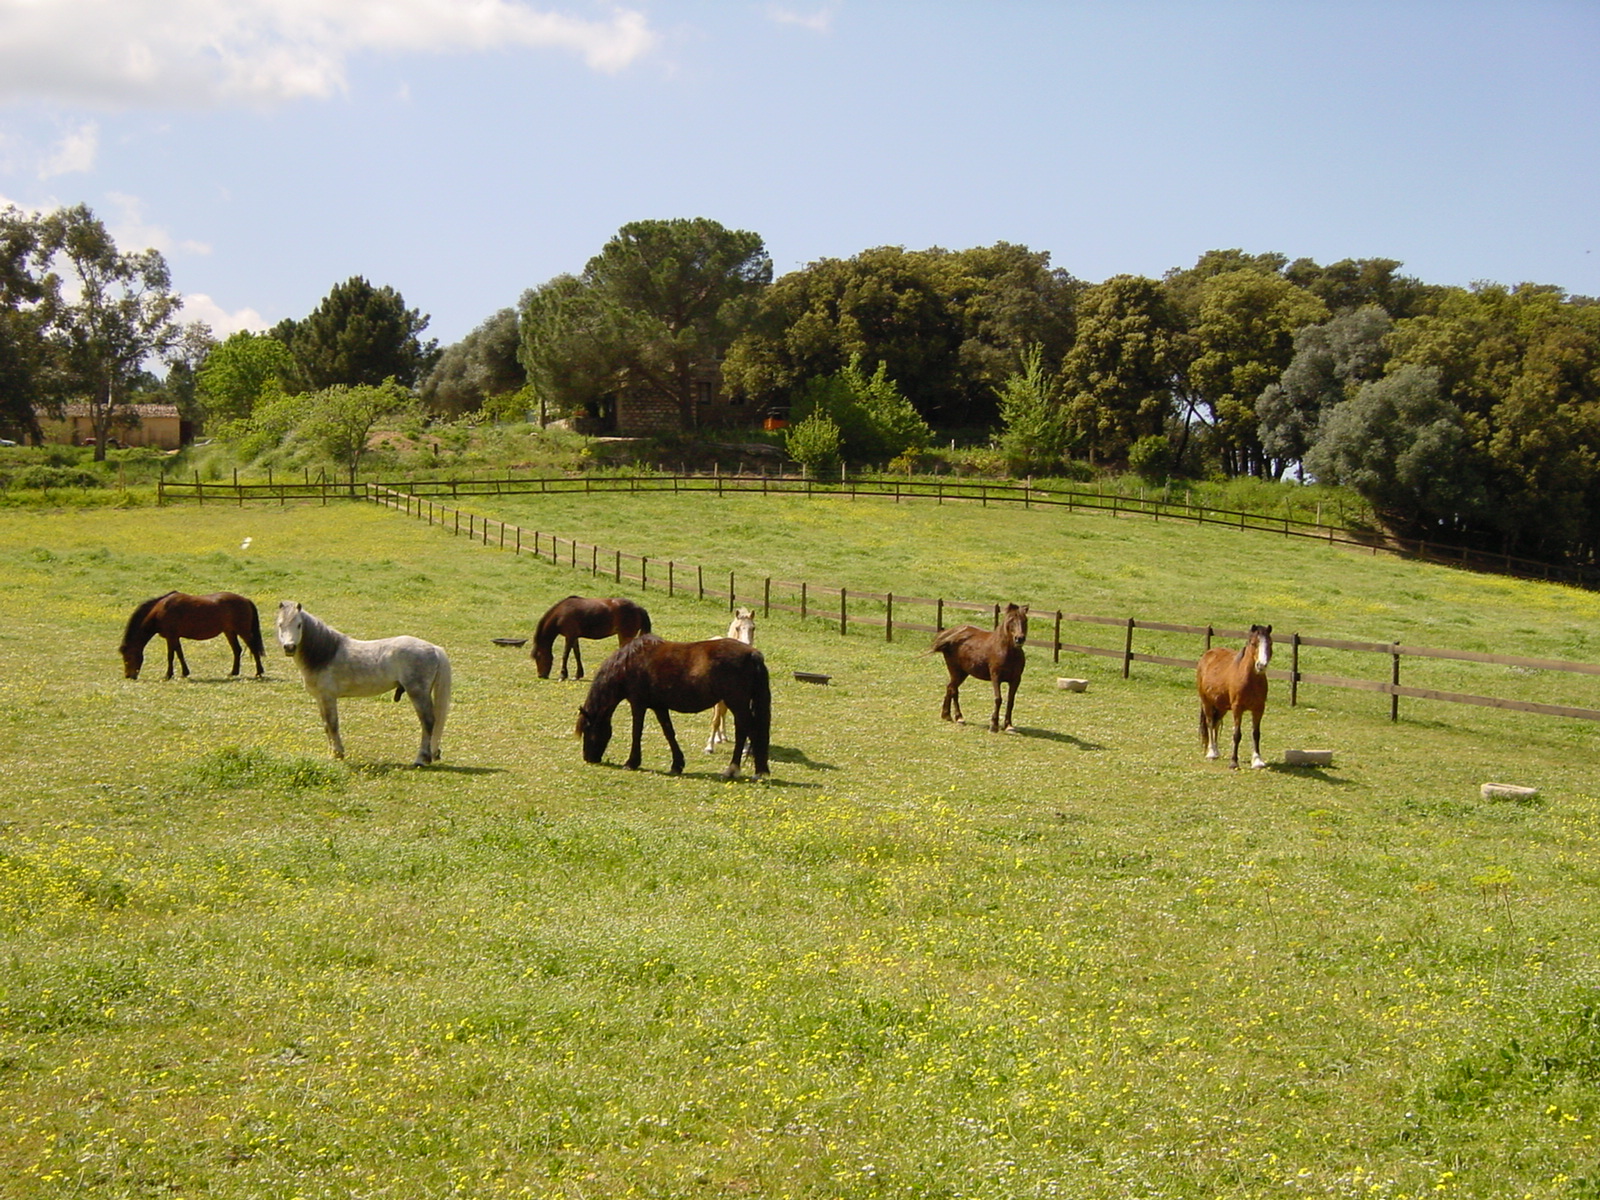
[297,379,417,483]
[790,356,930,466]
[282,275,437,390]
[784,410,842,474]
[195,331,296,424]
[1126,433,1175,482]
[419,308,524,416]
[2,465,104,490]
[993,343,1068,473]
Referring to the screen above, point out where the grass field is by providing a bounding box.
[2,494,1599,1199]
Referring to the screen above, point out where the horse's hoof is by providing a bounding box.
[720,765,739,781]
[1250,758,1267,770]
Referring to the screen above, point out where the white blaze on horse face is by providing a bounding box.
[276,601,303,654]
[1255,629,1273,670]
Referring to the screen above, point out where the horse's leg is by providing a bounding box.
[559,637,572,681]
[318,694,345,759]
[571,639,585,681]
[722,706,746,781]
[1229,707,1244,770]
[1001,678,1018,733]
[988,676,1004,733]
[705,701,727,753]
[1248,705,1266,769]
[225,631,243,676]
[1200,703,1219,760]
[167,637,189,679]
[655,708,686,776]
[942,668,965,723]
[625,700,647,770]
[405,684,437,767]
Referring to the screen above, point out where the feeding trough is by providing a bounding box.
[1481,782,1540,803]
[492,637,528,647]
[1284,749,1334,767]
[1056,678,1089,692]
[793,671,831,685]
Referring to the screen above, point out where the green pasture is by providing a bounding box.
[1,495,1598,1199]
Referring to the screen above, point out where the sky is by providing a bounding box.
[1,1,1596,349]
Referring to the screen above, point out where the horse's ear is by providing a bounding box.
[1265,624,1272,635]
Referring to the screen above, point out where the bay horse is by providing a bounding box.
[1197,623,1273,769]
[577,633,770,780]
[120,591,265,680]
[532,595,652,680]
[276,601,452,767]
[931,603,1029,732]
[704,607,756,753]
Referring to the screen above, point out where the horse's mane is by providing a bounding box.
[583,632,661,712]
[537,597,581,640]
[120,592,177,649]
[294,608,344,671]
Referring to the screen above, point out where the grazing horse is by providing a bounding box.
[532,595,652,680]
[577,633,770,780]
[932,603,1029,732]
[276,601,452,767]
[1197,624,1273,769]
[704,607,756,753]
[120,591,265,680]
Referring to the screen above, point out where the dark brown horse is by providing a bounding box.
[576,633,771,780]
[120,591,266,680]
[1197,623,1273,769]
[931,602,1029,732]
[533,595,652,680]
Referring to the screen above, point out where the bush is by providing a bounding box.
[5,465,104,491]
[785,412,842,475]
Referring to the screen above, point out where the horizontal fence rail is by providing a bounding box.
[356,481,1600,728]
[155,469,1600,588]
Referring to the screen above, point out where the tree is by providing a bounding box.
[196,330,295,425]
[784,411,842,475]
[284,276,438,391]
[1184,269,1328,476]
[581,218,771,428]
[1256,305,1391,478]
[1059,275,1179,466]
[788,356,930,465]
[37,204,188,460]
[517,274,613,426]
[420,308,524,416]
[994,343,1068,473]
[1304,365,1487,537]
[297,379,414,484]
[0,206,52,439]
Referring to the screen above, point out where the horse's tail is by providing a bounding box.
[749,651,772,774]
[245,599,265,657]
[432,650,453,747]
[929,625,969,654]
[637,602,652,635]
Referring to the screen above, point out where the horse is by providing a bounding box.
[1197,623,1273,769]
[120,591,265,680]
[931,603,1029,732]
[276,601,452,767]
[577,633,770,780]
[704,607,756,753]
[532,595,652,680]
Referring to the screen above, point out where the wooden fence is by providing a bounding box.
[359,481,1600,726]
[156,469,1600,588]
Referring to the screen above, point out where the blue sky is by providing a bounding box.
[2,1,1596,347]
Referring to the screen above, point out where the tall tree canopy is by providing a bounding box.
[1059,275,1180,466]
[278,276,437,391]
[420,308,524,416]
[196,330,297,425]
[0,206,52,439]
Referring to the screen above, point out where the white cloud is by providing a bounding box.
[104,192,211,257]
[0,1,658,109]
[38,121,99,178]
[179,292,269,337]
[767,3,836,34]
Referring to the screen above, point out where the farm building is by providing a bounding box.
[580,361,754,435]
[32,403,188,450]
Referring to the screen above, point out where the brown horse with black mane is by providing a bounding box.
[576,633,771,780]
[931,602,1029,732]
[120,591,266,680]
[532,595,652,680]
[1197,623,1273,769]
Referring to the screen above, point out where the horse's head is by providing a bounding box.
[1005,603,1029,646]
[1250,624,1273,670]
[728,607,756,644]
[532,640,554,678]
[276,601,305,656]
[576,704,612,763]
[119,642,143,679]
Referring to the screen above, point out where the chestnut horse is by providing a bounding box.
[932,602,1029,732]
[120,591,265,680]
[577,633,770,780]
[532,595,652,680]
[1197,624,1273,769]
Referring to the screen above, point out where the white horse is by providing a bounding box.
[276,601,452,767]
[704,606,756,753]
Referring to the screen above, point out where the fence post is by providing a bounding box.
[764,577,771,618]
[1053,610,1062,663]
[669,561,675,597]
[840,588,847,636]
[729,571,736,613]
[936,597,943,632]
[697,564,704,600]
[641,556,648,591]
[1290,633,1300,707]
[1204,624,1213,652]
[886,592,893,642]
[1123,618,1135,679]
[801,582,808,622]
[615,550,622,583]
[1390,644,1401,722]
